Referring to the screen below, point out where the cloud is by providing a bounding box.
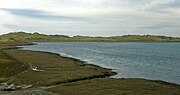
[0,0,179,37]
[140,24,180,29]
[139,0,180,13]
[0,8,83,21]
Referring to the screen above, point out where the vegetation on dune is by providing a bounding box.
[0,32,180,42]
[0,35,33,49]
[48,78,180,95]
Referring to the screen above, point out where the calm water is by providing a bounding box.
[22,42,180,84]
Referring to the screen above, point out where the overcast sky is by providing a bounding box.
[0,0,180,36]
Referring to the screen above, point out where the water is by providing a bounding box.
[22,42,180,84]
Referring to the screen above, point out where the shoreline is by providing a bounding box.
[19,49,118,77]
[1,49,117,85]
[22,48,116,70]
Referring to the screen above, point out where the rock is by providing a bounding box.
[1,83,33,91]
[29,63,44,72]
[3,84,17,91]
[0,83,7,91]
[17,84,33,89]
[31,67,44,72]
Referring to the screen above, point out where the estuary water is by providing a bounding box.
[22,42,180,84]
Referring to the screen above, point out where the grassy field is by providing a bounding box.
[0,50,28,78]
[48,78,180,95]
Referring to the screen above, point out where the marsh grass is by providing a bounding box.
[0,50,28,78]
[0,78,7,83]
[48,78,180,95]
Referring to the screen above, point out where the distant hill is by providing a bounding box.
[0,32,180,42]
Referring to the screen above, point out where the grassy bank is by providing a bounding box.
[49,78,180,95]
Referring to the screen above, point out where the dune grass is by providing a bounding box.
[1,32,180,42]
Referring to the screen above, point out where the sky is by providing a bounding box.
[0,0,180,37]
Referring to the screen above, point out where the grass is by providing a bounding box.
[48,78,180,95]
[0,78,7,83]
[3,50,115,86]
[0,50,28,78]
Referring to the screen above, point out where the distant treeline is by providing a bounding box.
[0,32,180,43]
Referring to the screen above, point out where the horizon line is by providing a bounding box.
[1,31,179,38]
